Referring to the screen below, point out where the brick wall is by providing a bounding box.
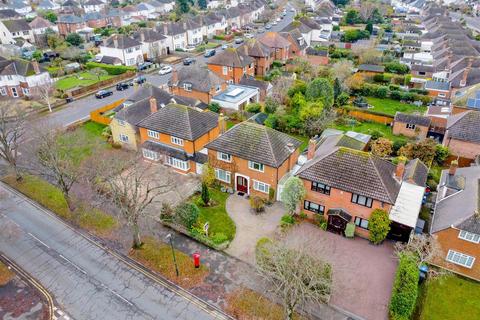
[444,136,480,160]
[392,122,429,139]
[207,64,254,84]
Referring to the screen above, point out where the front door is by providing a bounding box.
[236,176,248,193]
[327,215,347,235]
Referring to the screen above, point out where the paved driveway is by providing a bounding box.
[283,223,397,320]
[225,195,285,264]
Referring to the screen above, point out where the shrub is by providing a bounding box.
[370,130,384,140]
[393,140,407,154]
[268,187,275,203]
[272,60,283,68]
[345,222,355,238]
[175,202,199,229]
[336,92,350,106]
[160,202,174,221]
[201,162,216,187]
[389,253,419,320]
[201,182,210,206]
[298,211,307,219]
[250,196,265,213]
[255,237,273,260]
[211,232,228,245]
[280,214,295,225]
[384,62,409,75]
[246,103,262,113]
[208,102,221,113]
[368,209,390,244]
[111,142,122,149]
[315,215,327,230]
[85,62,135,75]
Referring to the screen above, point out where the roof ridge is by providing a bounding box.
[263,125,278,166]
[371,155,399,203]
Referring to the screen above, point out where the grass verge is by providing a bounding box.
[366,97,427,116]
[0,261,14,286]
[55,72,113,90]
[3,175,117,236]
[129,236,208,288]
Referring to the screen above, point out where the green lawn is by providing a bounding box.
[55,72,113,90]
[416,275,480,320]
[192,188,236,243]
[331,120,409,144]
[290,134,309,152]
[365,97,427,116]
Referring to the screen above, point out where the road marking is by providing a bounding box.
[58,254,87,275]
[109,288,134,306]
[63,116,90,128]
[27,232,51,249]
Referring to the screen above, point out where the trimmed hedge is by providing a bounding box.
[352,83,431,105]
[85,62,136,75]
[389,253,419,320]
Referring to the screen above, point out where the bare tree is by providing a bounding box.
[0,102,26,180]
[35,129,82,211]
[271,76,294,105]
[92,153,173,248]
[359,1,375,21]
[256,240,332,319]
[304,109,337,137]
[89,67,108,81]
[34,78,55,112]
[331,60,354,84]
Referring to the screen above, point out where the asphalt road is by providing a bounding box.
[0,183,228,320]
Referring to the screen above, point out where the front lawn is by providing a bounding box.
[129,236,208,288]
[3,175,117,236]
[0,261,14,286]
[192,188,236,243]
[55,72,114,91]
[331,120,409,144]
[415,275,480,320]
[365,97,427,116]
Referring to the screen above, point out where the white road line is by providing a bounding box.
[63,115,90,128]
[109,289,134,307]
[27,232,50,249]
[58,254,87,275]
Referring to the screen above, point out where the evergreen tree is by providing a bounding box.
[365,22,373,35]
[198,0,207,9]
[201,182,210,206]
[333,78,342,100]
[176,0,190,14]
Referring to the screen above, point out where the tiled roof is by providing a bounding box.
[239,75,270,91]
[2,19,31,32]
[297,148,401,204]
[404,158,429,187]
[58,14,84,23]
[137,104,218,141]
[84,0,103,5]
[0,9,20,19]
[425,80,450,91]
[358,64,385,73]
[446,110,480,144]
[238,39,270,58]
[0,59,44,76]
[205,121,301,168]
[132,28,166,42]
[28,16,53,29]
[172,66,225,93]
[394,112,431,127]
[102,34,141,49]
[207,48,253,67]
[259,32,290,48]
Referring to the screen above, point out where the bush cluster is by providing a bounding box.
[389,253,419,320]
[352,83,431,105]
[85,62,135,75]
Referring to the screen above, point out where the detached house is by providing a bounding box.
[99,34,143,66]
[237,39,273,77]
[0,58,51,98]
[82,0,106,13]
[0,19,34,45]
[205,121,302,199]
[392,112,431,140]
[137,103,220,174]
[443,110,480,160]
[258,32,291,62]
[57,15,86,36]
[207,48,254,84]
[29,16,57,35]
[132,28,168,61]
[431,163,480,280]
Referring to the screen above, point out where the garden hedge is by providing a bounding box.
[85,62,136,75]
[389,253,419,320]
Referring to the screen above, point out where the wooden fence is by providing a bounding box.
[68,71,136,98]
[340,108,394,125]
[90,98,126,125]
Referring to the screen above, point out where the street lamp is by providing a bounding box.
[165,233,179,277]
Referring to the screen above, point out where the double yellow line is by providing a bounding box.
[1,182,232,320]
[0,253,54,320]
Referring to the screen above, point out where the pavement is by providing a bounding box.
[0,183,229,320]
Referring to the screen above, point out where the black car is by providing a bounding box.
[131,76,146,85]
[116,82,129,91]
[95,90,113,99]
[204,49,216,58]
[183,58,196,66]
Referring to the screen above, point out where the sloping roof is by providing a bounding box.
[99,56,122,65]
[389,182,425,228]
[404,158,428,187]
[239,75,270,91]
[394,112,431,127]
[297,148,401,204]
[57,14,83,23]
[306,47,328,56]
[2,19,31,32]
[102,34,141,49]
[446,110,480,144]
[205,121,301,168]
[208,48,253,67]
[358,64,385,73]
[132,28,166,43]
[137,104,218,141]
[424,80,450,91]
[237,39,270,58]
[84,0,103,5]
[259,32,290,48]
[0,59,43,76]
[29,16,53,29]
[0,9,20,19]
[172,66,225,93]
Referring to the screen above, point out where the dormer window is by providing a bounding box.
[183,83,192,91]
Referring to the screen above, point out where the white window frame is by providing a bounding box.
[166,156,189,171]
[22,87,29,95]
[217,151,232,163]
[142,149,159,160]
[215,168,231,183]
[458,230,480,244]
[183,83,192,91]
[119,134,129,142]
[253,180,269,194]
[147,129,159,139]
[438,93,446,98]
[0,87,6,96]
[446,250,475,268]
[171,136,184,146]
[11,87,17,97]
[222,66,228,75]
[118,120,126,126]
[248,160,264,172]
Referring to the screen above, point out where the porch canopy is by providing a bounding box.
[327,209,352,222]
[389,182,425,228]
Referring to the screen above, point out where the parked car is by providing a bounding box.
[184,45,196,52]
[265,24,272,29]
[137,62,153,71]
[158,65,173,75]
[204,49,216,58]
[245,33,254,39]
[221,43,229,50]
[95,90,113,99]
[272,20,278,25]
[132,75,146,85]
[258,28,265,33]
[234,38,244,44]
[116,82,130,91]
[183,57,196,65]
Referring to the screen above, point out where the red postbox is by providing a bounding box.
[193,252,200,268]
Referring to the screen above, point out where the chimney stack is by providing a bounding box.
[461,58,473,87]
[449,160,458,176]
[183,21,187,30]
[149,97,157,114]
[140,30,145,42]
[171,68,178,85]
[32,60,40,74]
[219,113,226,134]
[163,23,168,35]
[307,138,316,160]
[113,35,119,48]
[395,157,406,181]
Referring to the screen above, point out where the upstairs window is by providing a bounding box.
[459,230,480,244]
[351,193,373,208]
[406,123,416,130]
[311,182,330,195]
[446,250,475,268]
[217,152,232,162]
[147,130,159,139]
[248,161,264,172]
[171,136,184,146]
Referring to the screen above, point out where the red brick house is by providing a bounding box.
[392,112,431,140]
[207,48,255,84]
[258,32,291,62]
[443,110,480,160]
[57,14,85,36]
[237,39,273,77]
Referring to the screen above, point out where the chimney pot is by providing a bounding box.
[163,23,168,35]
[307,138,316,160]
[149,97,157,114]
[449,160,458,176]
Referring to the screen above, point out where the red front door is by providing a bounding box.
[236,176,248,193]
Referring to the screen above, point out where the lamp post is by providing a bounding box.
[165,233,179,277]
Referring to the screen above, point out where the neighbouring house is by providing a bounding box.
[83,12,122,29]
[392,112,431,140]
[57,15,86,36]
[37,0,60,11]
[207,48,255,84]
[111,85,205,150]
[205,121,302,199]
[169,66,227,104]
[82,0,106,13]
[239,75,272,101]
[99,34,143,66]
[258,32,291,62]
[8,0,31,16]
[443,110,480,161]
[0,58,51,98]
[160,22,187,51]
[29,16,57,35]
[305,47,329,65]
[132,27,169,60]
[237,39,273,77]
[210,84,259,111]
[0,19,34,45]
[424,80,451,101]
[430,163,480,281]
[280,30,307,57]
[0,9,20,21]
[137,102,220,174]
[297,145,428,241]
[357,64,385,74]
